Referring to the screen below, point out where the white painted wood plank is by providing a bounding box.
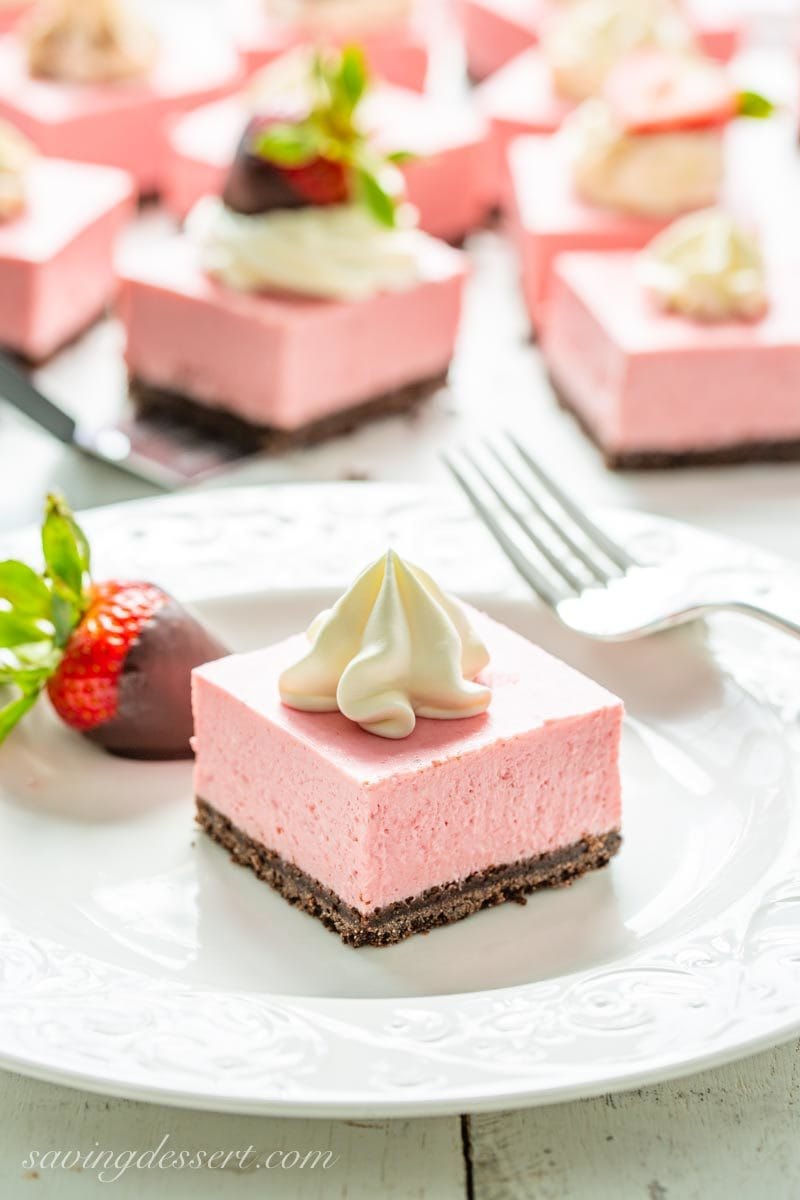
[0,1071,466,1199]
[469,1039,800,1200]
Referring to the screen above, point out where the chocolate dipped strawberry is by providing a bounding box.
[222,45,408,227]
[0,495,228,759]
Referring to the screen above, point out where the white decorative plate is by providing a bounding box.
[1,483,799,1117]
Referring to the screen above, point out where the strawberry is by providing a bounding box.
[223,45,407,229]
[604,49,743,134]
[0,495,227,759]
[282,156,349,207]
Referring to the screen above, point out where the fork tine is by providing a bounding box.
[460,447,585,592]
[486,441,611,584]
[443,453,564,610]
[508,434,634,570]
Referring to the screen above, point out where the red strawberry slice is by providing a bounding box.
[604,49,737,134]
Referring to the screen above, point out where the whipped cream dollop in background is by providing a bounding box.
[0,120,34,220]
[638,208,768,321]
[264,0,414,34]
[188,194,423,301]
[563,98,724,217]
[26,0,157,83]
[543,0,692,101]
[279,550,492,739]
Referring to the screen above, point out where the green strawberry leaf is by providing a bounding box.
[385,150,416,165]
[339,46,368,111]
[739,90,775,119]
[0,612,51,648]
[356,167,397,228]
[0,560,52,618]
[41,493,90,610]
[0,685,41,746]
[254,123,322,167]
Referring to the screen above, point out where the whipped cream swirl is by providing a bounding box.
[543,0,692,101]
[264,0,413,34]
[638,208,768,321]
[279,550,492,739]
[564,98,723,217]
[0,121,34,220]
[26,0,156,84]
[188,194,422,301]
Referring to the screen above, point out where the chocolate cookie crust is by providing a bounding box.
[196,797,622,948]
[130,371,447,455]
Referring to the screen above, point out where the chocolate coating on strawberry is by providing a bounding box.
[83,596,228,760]
[220,46,405,228]
[0,495,229,761]
[223,117,310,216]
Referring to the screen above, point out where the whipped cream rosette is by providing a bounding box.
[638,208,768,321]
[279,550,492,739]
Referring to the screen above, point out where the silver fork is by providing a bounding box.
[444,433,800,641]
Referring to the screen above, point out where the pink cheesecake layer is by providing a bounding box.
[543,251,800,456]
[192,609,624,914]
[0,34,244,193]
[233,8,430,91]
[163,86,491,241]
[0,157,133,359]
[508,135,693,333]
[117,233,466,430]
[461,0,740,82]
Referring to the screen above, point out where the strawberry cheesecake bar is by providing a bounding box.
[193,550,624,946]
[507,49,770,332]
[461,0,740,83]
[163,51,490,242]
[0,0,243,194]
[233,0,431,91]
[0,120,133,359]
[542,209,800,468]
[118,48,466,449]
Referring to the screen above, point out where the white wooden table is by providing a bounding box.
[3,333,800,1194]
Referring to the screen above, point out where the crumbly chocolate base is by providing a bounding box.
[196,797,622,948]
[130,371,447,455]
[551,373,800,471]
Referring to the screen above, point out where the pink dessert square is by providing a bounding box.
[508,135,677,333]
[543,251,800,468]
[0,157,134,360]
[163,86,491,242]
[233,5,431,91]
[117,233,466,435]
[192,608,624,944]
[461,0,740,82]
[0,33,244,194]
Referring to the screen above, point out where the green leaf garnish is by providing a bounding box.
[0,560,52,618]
[356,167,397,228]
[42,493,90,607]
[250,45,411,228]
[0,494,92,748]
[254,123,324,168]
[338,45,368,111]
[738,90,775,119]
